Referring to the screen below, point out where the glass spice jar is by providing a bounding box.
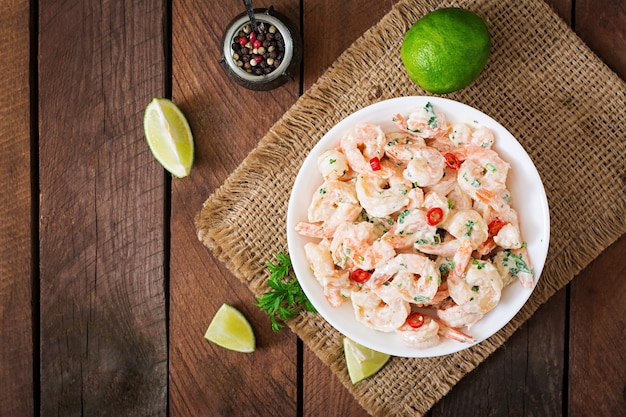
[220,7,302,91]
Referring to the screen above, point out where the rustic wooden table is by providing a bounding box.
[2,0,624,416]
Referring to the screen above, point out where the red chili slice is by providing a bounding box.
[443,152,462,170]
[350,268,372,283]
[426,207,444,226]
[406,312,425,329]
[369,157,381,171]
[488,219,506,237]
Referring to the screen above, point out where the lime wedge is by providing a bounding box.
[204,304,256,353]
[343,337,390,384]
[143,98,194,178]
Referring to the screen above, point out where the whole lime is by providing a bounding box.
[401,8,491,94]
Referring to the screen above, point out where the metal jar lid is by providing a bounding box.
[221,8,302,91]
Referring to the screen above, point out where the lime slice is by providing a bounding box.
[143,98,194,178]
[343,338,390,384]
[204,304,256,353]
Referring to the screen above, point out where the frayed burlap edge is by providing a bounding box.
[196,0,626,416]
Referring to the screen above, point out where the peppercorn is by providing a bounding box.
[230,20,286,77]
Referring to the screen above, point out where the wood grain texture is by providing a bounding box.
[37,1,168,415]
[569,235,626,417]
[301,0,396,89]
[169,1,302,416]
[0,1,33,416]
[568,0,626,415]
[2,0,625,416]
[433,290,567,416]
[575,0,626,80]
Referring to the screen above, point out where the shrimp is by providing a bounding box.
[449,123,472,147]
[382,209,438,249]
[428,280,451,306]
[385,130,426,148]
[330,221,396,270]
[448,258,504,314]
[449,123,495,149]
[304,240,354,307]
[445,239,475,301]
[351,288,410,332]
[385,144,446,188]
[369,253,441,305]
[295,179,362,238]
[340,123,392,178]
[422,190,451,223]
[436,320,475,344]
[417,238,461,257]
[488,203,523,249]
[436,297,484,329]
[317,148,350,181]
[415,209,487,259]
[427,135,457,153]
[444,209,489,248]
[403,103,449,139]
[405,187,425,210]
[307,180,359,223]
[355,173,412,218]
[453,146,510,209]
[470,126,496,148]
[423,168,457,197]
[397,315,440,348]
[447,183,473,210]
[397,315,475,348]
[476,203,524,255]
[493,247,533,288]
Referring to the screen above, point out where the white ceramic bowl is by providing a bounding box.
[286,96,550,358]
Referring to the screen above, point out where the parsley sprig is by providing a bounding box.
[255,251,316,332]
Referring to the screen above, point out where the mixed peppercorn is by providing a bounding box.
[231,22,285,76]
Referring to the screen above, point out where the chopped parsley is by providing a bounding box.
[465,220,476,237]
[398,209,410,224]
[439,258,455,275]
[425,102,438,128]
[503,250,531,276]
[472,259,486,269]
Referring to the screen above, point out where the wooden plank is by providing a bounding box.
[0,1,34,416]
[575,0,626,80]
[300,1,393,416]
[37,1,168,415]
[169,0,302,415]
[568,1,626,415]
[569,236,626,416]
[432,290,567,416]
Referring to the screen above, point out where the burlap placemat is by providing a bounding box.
[196,0,625,415]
